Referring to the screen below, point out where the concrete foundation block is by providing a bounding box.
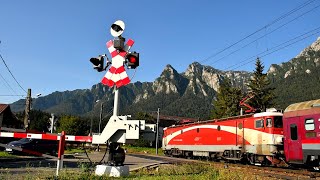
[95,165,129,177]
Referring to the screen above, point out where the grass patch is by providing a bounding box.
[123,145,164,155]
[131,163,266,180]
[63,145,163,155]
[0,162,268,179]
[0,151,16,158]
[64,148,86,154]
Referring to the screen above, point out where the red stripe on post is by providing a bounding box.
[58,131,66,159]
[111,50,118,58]
[115,66,125,74]
[116,77,130,88]
[127,39,134,46]
[109,66,116,74]
[121,77,130,86]
[101,77,114,87]
[106,40,113,48]
[118,51,127,58]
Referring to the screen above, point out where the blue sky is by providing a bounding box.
[0,0,319,104]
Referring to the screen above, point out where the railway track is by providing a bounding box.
[130,153,320,179]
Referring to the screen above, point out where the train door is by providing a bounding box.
[285,117,303,163]
[236,119,245,152]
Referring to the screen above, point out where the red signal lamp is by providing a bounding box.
[126,52,139,69]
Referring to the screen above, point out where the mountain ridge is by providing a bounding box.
[10,37,320,119]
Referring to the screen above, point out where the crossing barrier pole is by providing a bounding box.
[56,131,66,176]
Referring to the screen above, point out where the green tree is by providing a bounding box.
[135,112,155,124]
[15,110,50,132]
[247,58,275,111]
[211,78,243,119]
[56,115,90,135]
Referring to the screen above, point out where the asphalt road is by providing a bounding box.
[0,152,165,176]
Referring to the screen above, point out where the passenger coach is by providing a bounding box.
[283,99,320,169]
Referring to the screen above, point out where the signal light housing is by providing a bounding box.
[90,56,104,72]
[126,52,139,69]
[113,36,125,50]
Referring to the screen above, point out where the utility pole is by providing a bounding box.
[97,103,103,151]
[24,88,31,130]
[156,108,160,155]
[99,103,103,134]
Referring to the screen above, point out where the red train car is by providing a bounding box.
[162,110,284,165]
[283,99,320,169]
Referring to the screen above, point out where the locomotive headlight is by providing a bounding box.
[276,136,283,143]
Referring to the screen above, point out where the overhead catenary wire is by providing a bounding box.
[226,27,320,71]
[0,53,27,94]
[0,71,18,95]
[208,2,320,67]
[0,95,24,96]
[200,0,317,64]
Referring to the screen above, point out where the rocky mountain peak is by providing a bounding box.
[296,36,320,58]
[185,62,203,77]
[311,37,320,51]
[267,37,320,77]
[153,64,185,95]
[159,64,178,79]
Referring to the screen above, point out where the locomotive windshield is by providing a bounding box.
[274,116,283,128]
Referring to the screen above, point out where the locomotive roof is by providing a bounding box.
[285,99,320,112]
[253,111,283,117]
[165,111,282,129]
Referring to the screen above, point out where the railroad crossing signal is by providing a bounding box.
[89,20,145,177]
[126,52,139,69]
[90,56,105,72]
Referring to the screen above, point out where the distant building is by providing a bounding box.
[0,104,22,128]
[150,114,199,127]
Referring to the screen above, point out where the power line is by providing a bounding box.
[0,71,18,95]
[226,27,320,71]
[200,0,317,64]
[209,3,320,67]
[0,95,24,96]
[0,53,27,94]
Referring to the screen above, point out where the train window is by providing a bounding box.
[255,119,264,128]
[274,116,283,128]
[266,118,272,127]
[305,118,315,131]
[290,124,298,140]
[238,123,243,129]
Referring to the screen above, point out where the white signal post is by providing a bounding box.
[90,20,145,177]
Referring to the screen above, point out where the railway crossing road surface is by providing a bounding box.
[0,152,166,175]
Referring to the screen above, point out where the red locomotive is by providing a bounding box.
[162,110,284,165]
[162,99,320,169]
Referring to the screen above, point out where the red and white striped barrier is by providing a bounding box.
[0,129,89,177]
[0,131,92,142]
